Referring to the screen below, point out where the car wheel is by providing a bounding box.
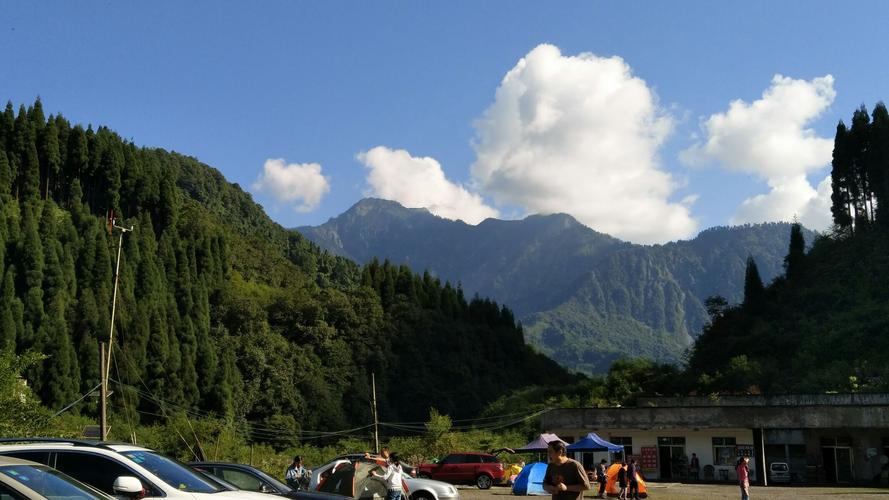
[476,474,493,489]
[411,492,434,500]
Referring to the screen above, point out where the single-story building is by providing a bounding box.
[542,394,889,486]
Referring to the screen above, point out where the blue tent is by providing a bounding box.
[567,432,624,452]
[511,462,548,496]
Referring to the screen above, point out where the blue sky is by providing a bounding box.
[4,1,889,243]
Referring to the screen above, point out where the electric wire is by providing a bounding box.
[52,383,102,417]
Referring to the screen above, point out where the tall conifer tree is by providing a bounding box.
[742,256,765,312]
[783,223,805,281]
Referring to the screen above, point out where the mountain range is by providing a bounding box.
[298,198,814,373]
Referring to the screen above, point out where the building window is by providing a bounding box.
[657,437,686,446]
[610,437,633,460]
[712,437,736,466]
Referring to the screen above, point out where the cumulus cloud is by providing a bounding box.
[682,74,836,230]
[358,146,499,224]
[730,174,833,230]
[470,43,696,244]
[252,159,330,212]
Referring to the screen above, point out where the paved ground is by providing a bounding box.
[455,484,889,500]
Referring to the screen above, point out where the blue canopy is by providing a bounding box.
[567,432,624,452]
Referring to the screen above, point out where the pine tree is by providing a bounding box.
[40,119,61,200]
[830,121,854,229]
[742,256,765,312]
[65,126,89,206]
[0,148,10,200]
[0,267,21,349]
[783,223,805,281]
[20,133,41,202]
[869,103,889,226]
[849,106,872,226]
[38,294,81,408]
[0,102,14,152]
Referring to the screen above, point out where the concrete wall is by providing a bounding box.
[544,405,889,430]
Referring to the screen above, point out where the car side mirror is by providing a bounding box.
[113,476,145,498]
[260,484,272,493]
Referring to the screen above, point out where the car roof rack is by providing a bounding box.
[0,437,121,450]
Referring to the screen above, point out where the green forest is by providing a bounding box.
[0,99,576,446]
[685,103,889,394]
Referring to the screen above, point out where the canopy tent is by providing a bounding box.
[515,433,568,452]
[567,433,624,453]
[511,462,548,496]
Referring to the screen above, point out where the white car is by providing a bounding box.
[0,455,114,500]
[0,439,276,500]
[309,459,458,500]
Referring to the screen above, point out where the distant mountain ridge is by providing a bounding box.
[298,198,813,374]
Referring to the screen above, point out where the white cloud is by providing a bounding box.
[730,174,833,230]
[252,159,330,213]
[358,146,499,224]
[470,43,697,244]
[682,74,836,230]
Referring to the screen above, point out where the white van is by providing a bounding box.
[768,462,791,483]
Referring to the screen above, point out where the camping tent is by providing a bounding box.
[567,433,624,452]
[515,433,568,452]
[603,464,648,498]
[511,462,548,495]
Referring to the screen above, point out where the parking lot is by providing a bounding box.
[456,484,889,500]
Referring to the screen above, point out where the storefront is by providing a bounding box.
[545,394,889,485]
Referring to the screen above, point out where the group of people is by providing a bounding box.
[542,441,641,500]
[285,447,406,500]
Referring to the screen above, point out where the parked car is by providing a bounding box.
[192,461,346,500]
[0,455,114,500]
[768,462,791,483]
[0,438,274,500]
[416,453,505,489]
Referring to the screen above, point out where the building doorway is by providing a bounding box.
[657,437,686,480]
[821,437,853,483]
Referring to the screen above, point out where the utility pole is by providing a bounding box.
[100,213,133,441]
[371,372,379,453]
[100,342,107,439]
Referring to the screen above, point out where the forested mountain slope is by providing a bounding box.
[300,199,811,373]
[685,103,889,394]
[0,99,575,440]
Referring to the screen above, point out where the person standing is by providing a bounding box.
[626,459,639,500]
[736,456,750,500]
[616,462,628,500]
[372,452,405,500]
[594,459,608,498]
[689,453,700,480]
[285,456,309,490]
[542,441,590,500]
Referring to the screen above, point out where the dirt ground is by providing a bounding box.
[454,484,889,500]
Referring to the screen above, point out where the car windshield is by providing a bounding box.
[771,463,788,471]
[121,451,222,493]
[0,463,110,500]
